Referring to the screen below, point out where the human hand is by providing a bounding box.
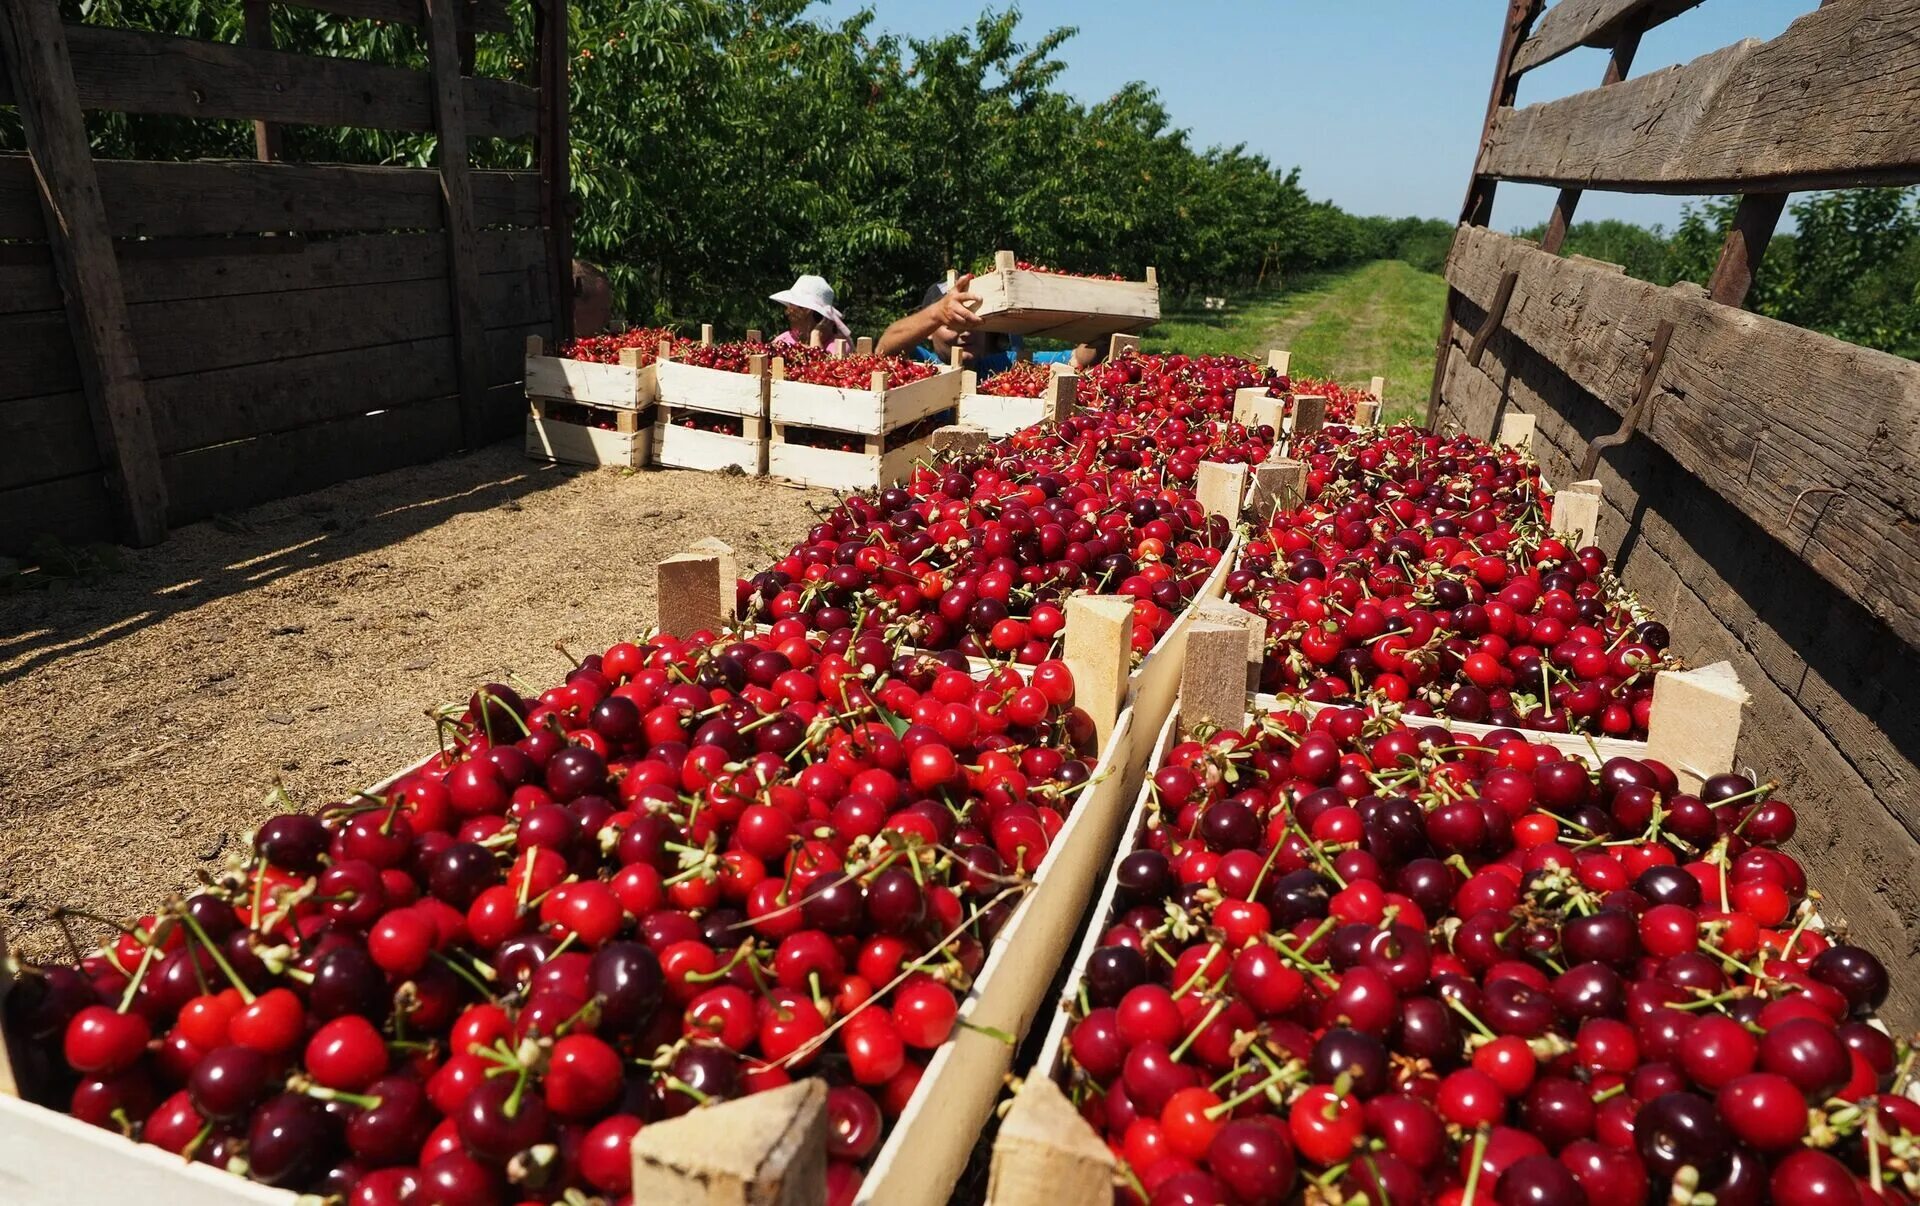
[930,273,982,328]
[1071,343,1098,369]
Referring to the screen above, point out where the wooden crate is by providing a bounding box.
[767,361,961,491]
[525,404,652,469]
[958,365,1078,438]
[651,343,770,475]
[970,251,1161,344]
[524,333,655,409]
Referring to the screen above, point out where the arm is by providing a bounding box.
[875,273,983,358]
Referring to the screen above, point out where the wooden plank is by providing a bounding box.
[0,2,167,547]
[988,1079,1115,1206]
[273,0,513,34]
[107,228,541,304]
[1509,0,1703,76]
[424,0,490,447]
[534,0,570,345]
[0,247,61,313]
[1444,223,1920,649]
[146,337,457,454]
[656,542,737,638]
[654,358,767,417]
[769,367,961,435]
[44,25,534,140]
[0,312,80,402]
[163,392,472,523]
[1485,0,1920,192]
[653,419,765,475]
[0,472,119,556]
[239,0,282,161]
[0,158,541,240]
[972,259,1160,342]
[0,393,99,489]
[0,1092,289,1206]
[525,412,646,469]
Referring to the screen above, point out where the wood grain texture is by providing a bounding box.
[1509,0,1703,75]
[1485,0,1920,192]
[1444,223,1920,651]
[0,1,168,546]
[424,0,491,447]
[0,25,535,139]
[0,393,100,489]
[0,158,539,239]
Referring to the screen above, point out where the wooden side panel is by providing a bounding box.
[525,412,647,469]
[1444,224,1920,652]
[1484,0,1920,192]
[274,0,512,34]
[34,26,535,139]
[1509,0,1705,75]
[0,393,99,489]
[0,159,542,240]
[654,359,766,417]
[0,473,116,556]
[653,422,765,475]
[0,1093,290,1206]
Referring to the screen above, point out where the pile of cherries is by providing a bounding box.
[8,629,1102,1204]
[779,354,941,391]
[977,360,1058,398]
[1226,426,1676,739]
[994,260,1127,280]
[559,328,676,366]
[663,339,794,375]
[1059,701,1908,1206]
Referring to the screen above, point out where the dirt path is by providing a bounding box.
[0,445,833,960]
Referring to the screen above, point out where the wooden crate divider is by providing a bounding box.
[1268,348,1292,376]
[1230,388,1286,432]
[524,332,655,409]
[969,250,1161,344]
[1107,333,1140,360]
[523,335,658,467]
[766,360,961,492]
[1497,410,1537,450]
[957,366,1078,437]
[1194,459,1249,523]
[1250,457,1307,515]
[1289,394,1328,438]
[1551,477,1605,546]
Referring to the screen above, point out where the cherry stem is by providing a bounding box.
[175,907,256,1005]
[115,914,173,1014]
[1461,1126,1491,1203]
[1169,997,1226,1062]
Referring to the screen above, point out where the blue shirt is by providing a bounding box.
[913,339,1072,376]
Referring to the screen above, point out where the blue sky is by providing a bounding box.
[809,1,1812,233]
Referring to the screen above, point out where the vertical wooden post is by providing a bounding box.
[1707,193,1789,308]
[0,0,167,547]
[1195,461,1249,522]
[988,1079,1115,1206]
[424,0,491,446]
[656,539,737,638]
[1179,620,1254,735]
[1643,662,1749,792]
[1063,596,1135,750]
[1541,16,1646,254]
[629,1079,828,1206]
[1550,479,1604,547]
[1291,396,1328,438]
[534,0,572,346]
[1252,459,1307,514]
[1428,0,1542,428]
[241,0,283,162]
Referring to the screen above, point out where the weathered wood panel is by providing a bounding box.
[126,267,539,378]
[423,0,491,445]
[1484,0,1920,192]
[0,247,61,313]
[276,0,514,35]
[0,158,540,239]
[1509,0,1705,76]
[0,393,98,489]
[1437,313,1920,1027]
[161,392,469,522]
[1444,224,1920,651]
[0,26,535,139]
[0,472,116,555]
[0,312,79,402]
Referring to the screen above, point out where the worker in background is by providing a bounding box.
[768,274,852,350]
[876,273,1097,373]
[572,260,620,338]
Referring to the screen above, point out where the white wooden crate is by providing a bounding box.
[969,251,1160,344]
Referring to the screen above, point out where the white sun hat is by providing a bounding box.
[768,274,851,339]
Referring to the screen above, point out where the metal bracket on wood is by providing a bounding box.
[1467,270,1519,368]
[1580,319,1674,478]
